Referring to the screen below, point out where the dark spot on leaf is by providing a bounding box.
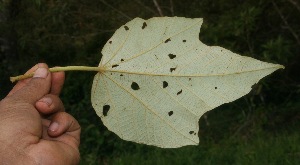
[168,54,176,59]
[177,89,182,95]
[109,41,112,44]
[103,105,110,116]
[163,81,168,88]
[194,133,197,135]
[120,74,123,76]
[189,131,194,134]
[183,40,186,42]
[112,64,119,68]
[121,59,124,62]
[170,67,176,72]
[124,26,129,31]
[131,82,140,90]
[165,38,171,43]
[168,111,173,116]
[189,78,191,81]
[142,22,147,29]
[215,87,217,89]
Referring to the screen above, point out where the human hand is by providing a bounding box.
[0,63,80,165]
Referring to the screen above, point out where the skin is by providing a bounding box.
[0,63,81,165]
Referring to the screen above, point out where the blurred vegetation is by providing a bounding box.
[1,0,299,164]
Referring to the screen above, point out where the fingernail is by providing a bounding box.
[33,67,48,78]
[49,122,59,132]
[38,97,53,107]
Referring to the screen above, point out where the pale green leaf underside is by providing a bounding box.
[91,17,283,148]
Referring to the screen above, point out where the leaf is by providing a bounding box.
[91,17,283,148]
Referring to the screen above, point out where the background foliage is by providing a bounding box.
[1,0,299,164]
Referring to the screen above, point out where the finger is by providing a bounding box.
[7,64,40,96]
[50,70,65,95]
[8,64,51,104]
[8,64,65,96]
[35,94,65,115]
[48,112,81,146]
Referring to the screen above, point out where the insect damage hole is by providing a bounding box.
[131,82,140,90]
[109,41,112,44]
[177,89,182,95]
[103,105,110,116]
[112,64,119,68]
[170,67,176,72]
[164,38,171,43]
[124,26,129,31]
[163,81,168,88]
[215,87,217,89]
[168,111,173,116]
[189,131,194,134]
[168,54,176,59]
[142,22,147,29]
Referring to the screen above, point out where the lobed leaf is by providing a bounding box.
[91,17,283,148]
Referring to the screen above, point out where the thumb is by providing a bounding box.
[11,66,51,104]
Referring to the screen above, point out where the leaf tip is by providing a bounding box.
[279,64,285,69]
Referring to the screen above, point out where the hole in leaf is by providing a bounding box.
[121,59,124,62]
[168,54,176,59]
[112,64,119,68]
[131,82,140,90]
[189,131,194,134]
[103,105,110,116]
[142,22,147,29]
[215,87,217,89]
[189,78,192,81]
[109,41,112,44]
[168,111,173,116]
[124,26,129,31]
[164,38,171,43]
[120,74,123,76]
[194,133,197,135]
[170,67,176,72]
[163,81,168,88]
[177,89,182,95]
[183,40,186,42]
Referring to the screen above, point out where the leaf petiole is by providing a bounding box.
[10,66,102,83]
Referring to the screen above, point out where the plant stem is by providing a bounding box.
[10,66,102,83]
